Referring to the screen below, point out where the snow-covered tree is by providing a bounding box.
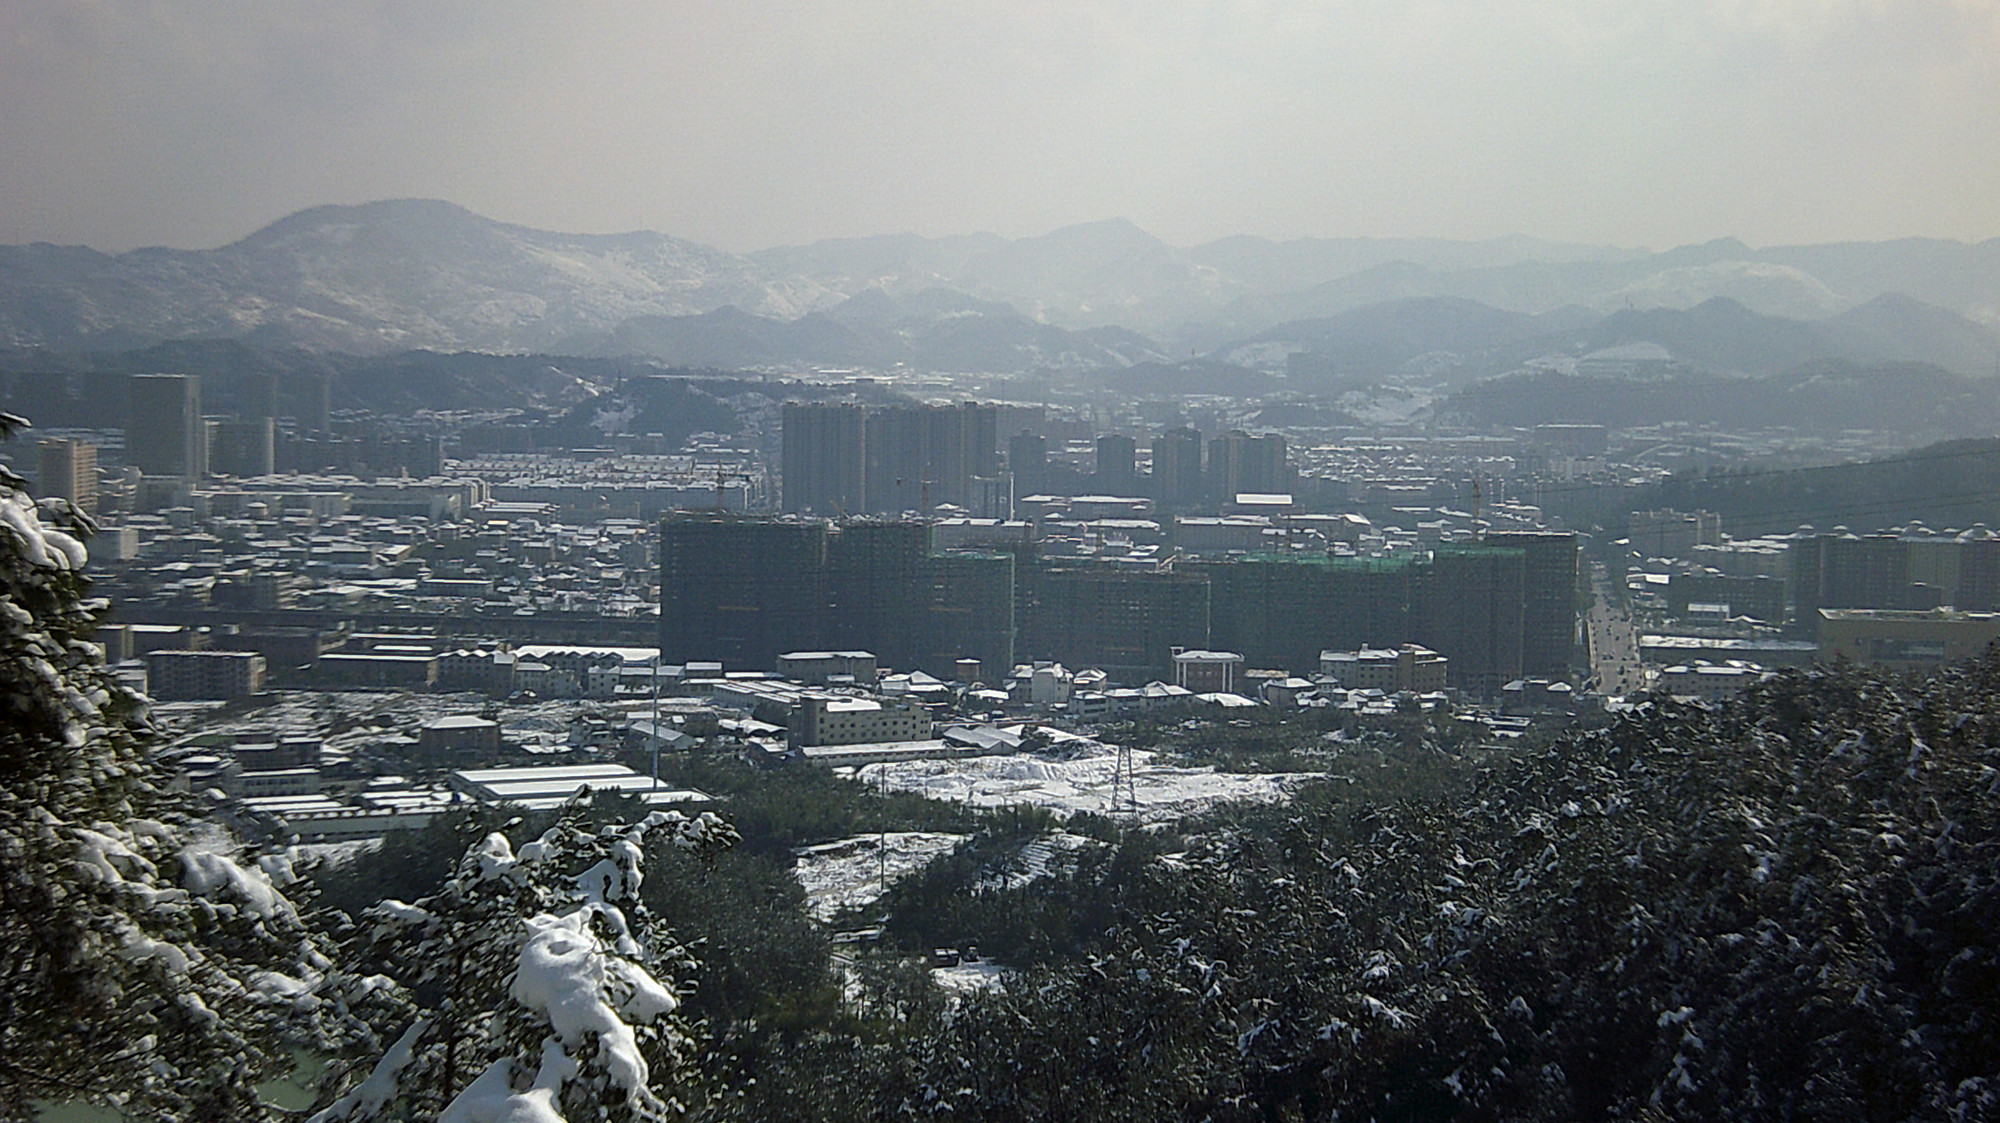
[0,414,367,1120]
[316,804,738,1122]
[844,664,2000,1122]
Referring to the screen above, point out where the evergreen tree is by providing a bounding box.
[822,664,2000,1121]
[315,806,738,1122]
[0,414,363,1120]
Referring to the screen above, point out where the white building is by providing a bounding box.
[1173,650,1244,694]
[793,695,929,747]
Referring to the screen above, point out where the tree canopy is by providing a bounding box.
[0,413,368,1119]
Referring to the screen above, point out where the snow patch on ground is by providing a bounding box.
[792,832,966,923]
[932,961,1010,995]
[979,830,1104,891]
[858,744,1304,824]
[1338,385,1438,425]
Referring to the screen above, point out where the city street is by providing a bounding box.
[1586,561,1648,696]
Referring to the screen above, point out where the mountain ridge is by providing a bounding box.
[4,200,1999,371]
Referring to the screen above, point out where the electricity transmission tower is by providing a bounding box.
[1112,741,1139,816]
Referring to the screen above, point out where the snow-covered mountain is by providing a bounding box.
[3,200,1998,371]
[0,199,840,354]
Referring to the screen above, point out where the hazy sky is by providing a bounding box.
[3,1,1997,253]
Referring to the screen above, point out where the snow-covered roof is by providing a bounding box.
[425,715,497,730]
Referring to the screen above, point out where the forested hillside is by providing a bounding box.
[719,662,2000,1121]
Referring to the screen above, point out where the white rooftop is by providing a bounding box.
[449,763,714,810]
[425,715,498,730]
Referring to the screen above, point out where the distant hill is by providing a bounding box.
[1622,438,2000,537]
[3,200,1997,373]
[1581,299,1842,374]
[558,288,1167,372]
[0,341,720,423]
[1229,297,1558,386]
[1441,361,2000,443]
[1821,292,2000,376]
[1211,291,2000,393]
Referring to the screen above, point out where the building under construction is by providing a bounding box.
[1416,545,1527,695]
[1018,567,1211,682]
[1195,540,1572,693]
[1193,553,1418,674]
[1484,531,1581,677]
[658,513,830,671]
[660,513,1014,675]
[661,513,1576,693]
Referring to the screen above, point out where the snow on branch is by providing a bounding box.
[336,807,737,1123]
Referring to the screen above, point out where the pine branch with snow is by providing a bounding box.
[0,415,371,1120]
[317,805,738,1122]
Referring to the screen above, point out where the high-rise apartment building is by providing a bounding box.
[1786,530,2000,626]
[1485,531,1580,677]
[659,514,830,668]
[826,519,934,669]
[36,438,98,516]
[659,515,1573,691]
[209,417,276,478]
[296,372,332,435]
[781,402,867,514]
[1628,509,1721,559]
[923,551,1016,675]
[237,372,280,423]
[1958,537,2000,612]
[1196,542,1568,692]
[1793,533,1920,617]
[1207,430,1289,501]
[1151,427,1203,508]
[660,513,1015,674]
[1008,431,1049,498]
[1019,567,1211,678]
[1416,546,1527,695]
[967,474,1013,520]
[1195,554,1418,673]
[126,374,205,480]
[866,402,997,514]
[780,402,997,516]
[1094,434,1138,494]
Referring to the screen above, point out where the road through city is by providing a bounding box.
[1586,561,1648,696]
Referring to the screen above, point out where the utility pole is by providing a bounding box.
[650,654,661,792]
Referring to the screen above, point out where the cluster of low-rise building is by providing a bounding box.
[1615,510,2000,694]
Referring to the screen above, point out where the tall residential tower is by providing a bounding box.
[126,374,205,481]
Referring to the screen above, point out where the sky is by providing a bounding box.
[2,0,1997,254]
